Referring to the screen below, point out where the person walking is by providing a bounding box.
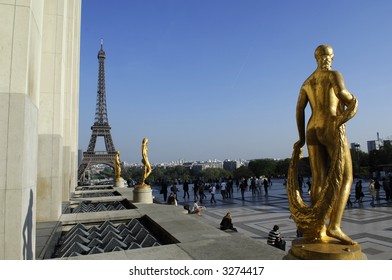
[240,178,247,200]
[210,184,217,204]
[250,177,257,196]
[375,178,381,201]
[369,179,376,207]
[198,182,206,204]
[263,178,269,196]
[382,177,391,201]
[354,180,363,203]
[160,181,168,202]
[227,177,234,198]
[183,180,190,200]
[220,182,227,199]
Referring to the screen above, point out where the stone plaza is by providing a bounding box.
[35,179,392,260]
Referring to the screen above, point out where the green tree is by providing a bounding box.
[200,168,232,182]
[248,159,277,177]
[369,143,392,175]
[275,158,290,177]
[232,166,254,180]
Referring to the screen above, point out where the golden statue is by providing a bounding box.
[287,45,358,246]
[114,150,121,180]
[140,138,152,186]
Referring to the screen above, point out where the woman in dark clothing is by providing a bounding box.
[160,181,168,202]
[220,212,237,232]
[354,180,363,203]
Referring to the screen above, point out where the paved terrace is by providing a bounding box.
[36,179,392,260]
[169,179,392,260]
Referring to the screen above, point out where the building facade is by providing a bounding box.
[0,0,81,259]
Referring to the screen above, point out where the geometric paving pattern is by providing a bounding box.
[52,219,161,258]
[75,186,114,191]
[72,191,121,198]
[160,179,392,260]
[64,200,135,214]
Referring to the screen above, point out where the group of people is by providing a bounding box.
[347,177,392,208]
[184,205,285,251]
[159,177,275,205]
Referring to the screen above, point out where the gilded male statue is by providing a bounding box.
[290,45,358,245]
[114,150,121,180]
[140,138,152,186]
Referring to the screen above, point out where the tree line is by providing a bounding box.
[96,145,392,185]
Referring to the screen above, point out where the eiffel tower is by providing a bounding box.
[78,41,119,181]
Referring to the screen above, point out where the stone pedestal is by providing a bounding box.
[133,185,153,204]
[284,237,367,260]
[114,177,125,188]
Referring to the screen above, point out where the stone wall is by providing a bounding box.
[0,0,81,259]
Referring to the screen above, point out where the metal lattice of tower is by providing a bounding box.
[78,41,119,181]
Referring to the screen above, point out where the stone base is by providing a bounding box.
[114,177,125,188]
[284,237,367,260]
[133,185,153,204]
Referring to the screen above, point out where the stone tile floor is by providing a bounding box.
[166,180,392,260]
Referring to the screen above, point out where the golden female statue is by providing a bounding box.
[287,45,358,245]
[114,150,121,180]
[140,138,152,186]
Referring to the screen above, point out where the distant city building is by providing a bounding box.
[350,143,361,150]
[367,132,385,153]
[367,140,379,153]
[223,160,242,171]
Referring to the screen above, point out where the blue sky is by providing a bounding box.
[79,0,392,164]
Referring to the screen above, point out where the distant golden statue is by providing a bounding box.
[287,45,358,245]
[114,150,121,180]
[140,138,152,186]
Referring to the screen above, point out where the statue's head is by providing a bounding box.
[142,138,149,145]
[314,45,334,70]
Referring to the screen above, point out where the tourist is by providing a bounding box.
[346,194,353,208]
[368,179,376,207]
[306,178,312,194]
[191,200,203,216]
[375,178,381,201]
[227,177,234,198]
[171,183,179,199]
[263,178,269,196]
[210,184,217,204]
[193,180,199,200]
[354,180,363,203]
[183,180,190,200]
[240,178,247,200]
[267,225,285,251]
[198,182,206,204]
[382,177,391,201]
[160,181,168,202]
[220,181,227,199]
[167,192,177,206]
[250,177,257,196]
[220,212,237,232]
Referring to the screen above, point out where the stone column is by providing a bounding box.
[0,0,81,259]
[0,0,44,259]
[37,0,81,222]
